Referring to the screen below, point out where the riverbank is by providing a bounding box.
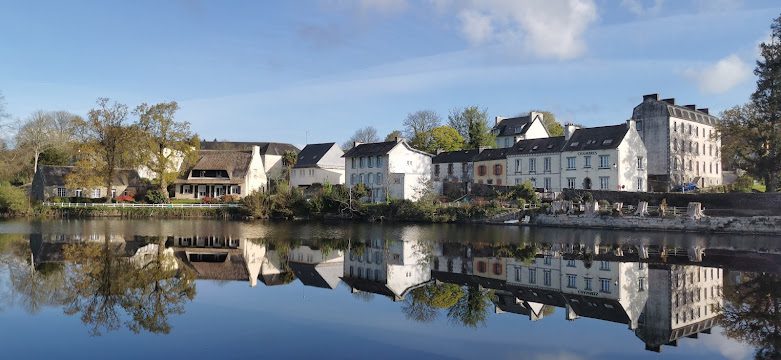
[42,206,241,219]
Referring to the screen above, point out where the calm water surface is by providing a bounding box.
[0,219,778,360]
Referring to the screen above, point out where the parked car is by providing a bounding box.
[672,183,698,192]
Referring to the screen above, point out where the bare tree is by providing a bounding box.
[343,126,379,149]
[403,110,440,151]
[15,111,77,179]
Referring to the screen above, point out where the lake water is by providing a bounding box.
[0,219,778,360]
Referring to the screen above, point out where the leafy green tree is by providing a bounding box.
[402,283,464,323]
[282,150,298,182]
[721,272,781,359]
[428,126,464,153]
[385,130,403,141]
[0,183,30,215]
[447,285,494,328]
[135,102,197,197]
[403,110,441,151]
[38,147,71,166]
[449,106,495,149]
[719,15,781,192]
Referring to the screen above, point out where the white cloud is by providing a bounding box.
[447,0,599,60]
[684,54,751,94]
[620,0,664,16]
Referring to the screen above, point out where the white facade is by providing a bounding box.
[174,145,268,199]
[507,151,562,190]
[494,112,551,148]
[345,140,433,202]
[290,143,345,187]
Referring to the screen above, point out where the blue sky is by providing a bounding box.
[1,0,779,147]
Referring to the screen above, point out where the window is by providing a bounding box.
[600,261,610,271]
[598,155,610,169]
[674,157,679,170]
[368,156,374,168]
[447,163,454,175]
[434,164,440,176]
[515,159,521,173]
[528,158,536,173]
[528,268,537,284]
[91,189,101,198]
[74,189,83,197]
[566,259,576,267]
[367,173,374,185]
[637,177,644,191]
[599,176,609,190]
[478,165,487,176]
[376,173,383,184]
[637,156,644,170]
[359,157,365,168]
[231,185,241,195]
[584,277,593,291]
[544,177,551,191]
[515,267,521,282]
[639,277,646,291]
[359,174,364,184]
[351,174,356,185]
[487,179,493,185]
[673,141,678,151]
[494,164,503,176]
[599,278,611,293]
[673,122,678,132]
[493,262,502,275]
[111,188,116,198]
[584,156,591,168]
[543,270,551,286]
[566,157,576,170]
[567,274,577,288]
[376,156,383,167]
[543,157,551,172]
[477,261,486,273]
[56,187,67,197]
[567,177,576,189]
[543,256,551,265]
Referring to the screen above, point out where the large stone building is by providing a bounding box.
[631,94,721,191]
[492,111,550,148]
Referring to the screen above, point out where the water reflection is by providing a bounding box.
[1,221,780,358]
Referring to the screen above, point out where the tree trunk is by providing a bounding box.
[767,173,779,193]
[32,151,39,183]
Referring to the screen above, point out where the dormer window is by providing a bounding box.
[570,142,579,147]
[602,139,613,146]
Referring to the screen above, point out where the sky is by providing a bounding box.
[0,0,779,148]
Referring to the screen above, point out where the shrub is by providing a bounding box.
[115,195,135,203]
[241,190,271,218]
[582,192,594,203]
[145,189,169,204]
[220,194,240,203]
[0,184,30,216]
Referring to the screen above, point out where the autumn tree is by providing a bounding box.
[135,101,197,196]
[15,110,78,180]
[448,106,495,149]
[342,126,379,150]
[428,126,464,153]
[403,110,441,151]
[68,98,138,202]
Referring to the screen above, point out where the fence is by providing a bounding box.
[43,202,241,209]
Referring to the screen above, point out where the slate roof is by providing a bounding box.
[289,262,342,289]
[562,124,628,151]
[510,136,567,155]
[260,272,296,286]
[432,149,480,164]
[562,294,631,325]
[473,148,511,162]
[634,94,719,125]
[200,140,299,155]
[179,251,250,281]
[294,143,338,169]
[493,115,534,137]
[188,150,253,180]
[37,165,143,187]
[342,140,400,158]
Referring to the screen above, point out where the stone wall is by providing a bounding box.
[561,189,781,216]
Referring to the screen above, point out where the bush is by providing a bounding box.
[145,189,169,204]
[0,184,30,216]
[241,190,271,218]
[582,192,594,203]
[115,195,135,203]
[220,194,240,203]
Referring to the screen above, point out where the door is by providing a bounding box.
[583,177,592,190]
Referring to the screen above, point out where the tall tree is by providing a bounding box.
[721,272,781,359]
[282,150,298,182]
[403,110,441,151]
[449,106,495,149]
[446,285,494,328]
[0,91,12,136]
[385,130,403,141]
[15,111,77,179]
[135,102,197,196]
[749,14,781,191]
[428,126,464,153]
[68,98,137,202]
[529,110,564,137]
[342,126,379,150]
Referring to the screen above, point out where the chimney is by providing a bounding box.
[697,108,709,114]
[626,118,636,130]
[495,116,505,126]
[394,136,403,143]
[642,93,659,102]
[661,98,675,105]
[353,141,363,148]
[684,104,696,110]
[252,145,261,158]
[436,149,444,155]
[564,123,579,141]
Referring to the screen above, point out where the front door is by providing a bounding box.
[583,177,592,190]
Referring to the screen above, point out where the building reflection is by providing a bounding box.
[16,230,767,353]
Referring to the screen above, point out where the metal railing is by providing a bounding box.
[43,202,241,209]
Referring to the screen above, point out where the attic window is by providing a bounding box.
[518,146,525,151]
[587,140,596,145]
[547,144,554,149]
[602,139,613,146]
[532,145,539,150]
[569,142,579,147]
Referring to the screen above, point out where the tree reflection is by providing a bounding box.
[0,235,69,314]
[402,283,464,323]
[721,272,781,360]
[63,236,195,336]
[447,285,494,328]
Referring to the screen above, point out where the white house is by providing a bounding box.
[559,120,648,192]
[173,146,267,199]
[505,119,647,192]
[288,245,344,289]
[290,142,345,188]
[199,140,300,182]
[492,111,551,148]
[343,138,433,202]
[631,94,722,191]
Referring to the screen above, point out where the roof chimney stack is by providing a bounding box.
[353,141,363,148]
[684,104,696,110]
[495,116,506,127]
[564,123,579,141]
[394,136,403,143]
[697,108,709,114]
[661,98,675,105]
[642,93,659,102]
